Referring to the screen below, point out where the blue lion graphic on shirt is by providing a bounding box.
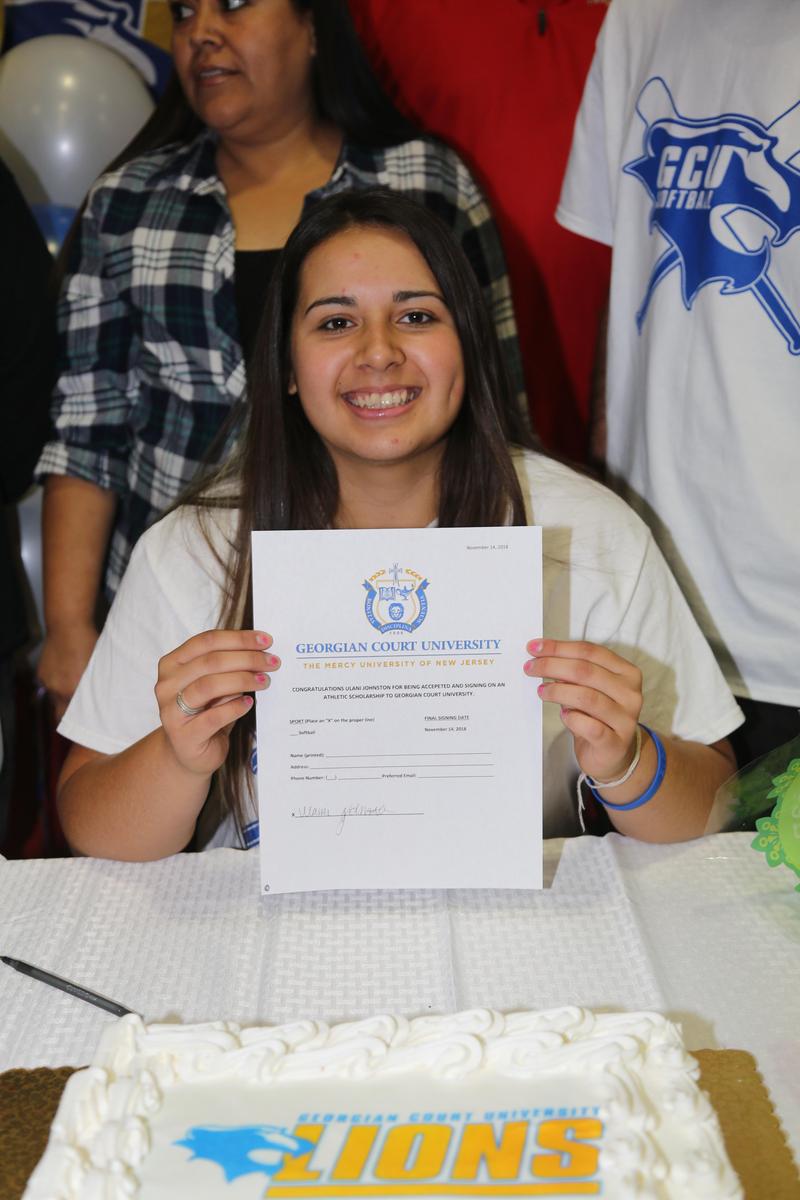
[5,1,170,93]
[175,1124,314,1184]
[623,77,800,353]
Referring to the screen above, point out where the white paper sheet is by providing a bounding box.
[252,526,542,893]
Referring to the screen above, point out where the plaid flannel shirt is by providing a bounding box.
[36,131,526,597]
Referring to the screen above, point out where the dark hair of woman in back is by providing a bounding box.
[187,188,535,833]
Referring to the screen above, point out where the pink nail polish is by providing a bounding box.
[255,672,267,684]
[265,654,280,666]
[530,640,544,654]
[256,633,271,647]
[537,684,546,697]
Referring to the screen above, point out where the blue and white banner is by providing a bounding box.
[2,0,172,95]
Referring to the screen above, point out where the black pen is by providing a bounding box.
[1,955,136,1018]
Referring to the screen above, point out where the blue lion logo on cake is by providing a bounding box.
[175,1125,313,1183]
[363,562,429,633]
[623,77,800,352]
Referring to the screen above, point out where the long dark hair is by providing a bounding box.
[192,189,534,835]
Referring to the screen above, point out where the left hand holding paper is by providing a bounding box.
[525,639,643,782]
[155,630,280,777]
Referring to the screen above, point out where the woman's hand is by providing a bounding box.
[524,638,643,782]
[155,630,280,778]
[38,621,100,722]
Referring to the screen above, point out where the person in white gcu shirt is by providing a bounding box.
[557,0,800,775]
[57,191,742,860]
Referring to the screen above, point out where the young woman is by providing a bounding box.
[56,190,742,861]
[36,0,524,720]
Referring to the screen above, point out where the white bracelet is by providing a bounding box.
[576,726,642,832]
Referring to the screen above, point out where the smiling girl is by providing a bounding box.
[55,191,743,861]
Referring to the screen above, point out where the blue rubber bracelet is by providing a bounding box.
[588,725,666,812]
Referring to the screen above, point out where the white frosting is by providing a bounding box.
[24,1008,742,1200]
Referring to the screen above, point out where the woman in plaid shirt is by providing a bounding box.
[36,0,525,720]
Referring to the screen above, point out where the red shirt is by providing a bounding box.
[350,0,611,458]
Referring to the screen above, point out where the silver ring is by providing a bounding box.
[176,690,205,718]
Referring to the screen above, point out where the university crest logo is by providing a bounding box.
[363,563,429,634]
[623,77,800,352]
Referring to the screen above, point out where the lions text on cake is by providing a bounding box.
[176,1114,605,1195]
[623,77,800,352]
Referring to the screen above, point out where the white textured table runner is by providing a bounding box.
[0,833,797,1165]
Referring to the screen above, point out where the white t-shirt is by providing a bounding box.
[60,451,742,844]
[557,0,800,705]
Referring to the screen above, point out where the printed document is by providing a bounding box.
[252,526,542,893]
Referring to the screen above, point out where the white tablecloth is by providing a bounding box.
[1,833,798,1166]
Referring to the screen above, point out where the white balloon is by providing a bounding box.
[0,34,155,207]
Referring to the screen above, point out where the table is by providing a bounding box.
[1,833,798,1170]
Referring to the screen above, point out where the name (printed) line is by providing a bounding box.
[324,752,491,758]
